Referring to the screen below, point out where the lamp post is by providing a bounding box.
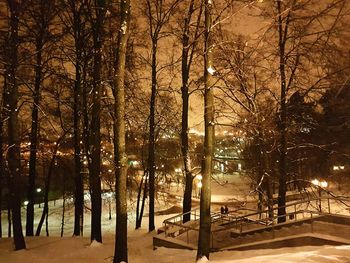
[311,179,328,212]
[36,188,42,208]
[195,174,203,197]
[197,181,202,197]
[106,192,113,220]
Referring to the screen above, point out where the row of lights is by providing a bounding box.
[311,179,328,188]
[23,188,42,206]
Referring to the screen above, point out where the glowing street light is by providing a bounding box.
[311,179,328,212]
[174,168,182,173]
[311,179,328,188]
[320,181,328,188]
[311,179,319,186]
[36,188,42,193]
[24,200,29,206]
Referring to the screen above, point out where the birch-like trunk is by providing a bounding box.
[113,0,130,261]
[197,0,214,260]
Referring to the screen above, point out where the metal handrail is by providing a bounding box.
[162,195,350,245]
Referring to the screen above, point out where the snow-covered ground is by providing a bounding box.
[2,226,350,262]
[1,173,350,262]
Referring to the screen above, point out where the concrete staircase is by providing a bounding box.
[215,214,350,250]
[153,197,350,251]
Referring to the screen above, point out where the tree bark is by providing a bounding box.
[136,174,148,229]
[0,128,2,238]
[113,0,130,262]
[72,2,84,237]
[61,170,67,238]
[36,139,62,236]
[26,33,43,237]
[148,39,157,232]
[7,203,11,238]
[89,0,106,243]
[6,0,26,250]
[181,0,195,224]
[197,0,214,260]
[135,174,143,229]
[0,74,5,238]
[276,0,288,224]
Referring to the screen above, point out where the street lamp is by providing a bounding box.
[36,188,42,208]
[311,179,328,212]
[106,192,113,220]
[197,181,202,197]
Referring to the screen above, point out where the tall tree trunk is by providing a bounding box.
[61,170,67,238]
[276,0,288,223]
[113,1,130,261]
[81,48,89,238]
[26,37,43,237]
[136,174,148,229]
[148,39,157,232]
[7,203,11,238]
[197,0,214,260]
[89,0,106,243]
[5,0,26,250]
[135,175,144,229]
[181,0,195,224]
[36,140,61,236]
[263,148,274,219]
[0,74,5,238]
[0,130,2,238]
[73,6,84,236]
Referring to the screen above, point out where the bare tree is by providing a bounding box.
[197,0,214,260]
[24,0,58,237]
[269,0,348,222]
[59,0,90,237]
[179,0,203,223]
[144,0,180,232]
[4,0,26,250]
[0,30,6,239]
[35,132,69,236]
[88,0,107,243]
[215,35,275,218]
[112,0,131,261]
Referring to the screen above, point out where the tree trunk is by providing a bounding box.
[276,0,288,224]
[6,0,26,250]
[7,203,11,238]
[26,36,43,237]
[89,0,106,243]
[197,0,214,260]
[181,0,195,223]
[0,75,5,238]
[263,151,274,219]
[135,175,144,229]
[61,170,66,238]
[148,39,157,232]
[136,174,148,229]
[36,142,60,236]
[73,7,84,236]
[113,1,130,262]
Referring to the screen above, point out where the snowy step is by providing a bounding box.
[223,233,350,251]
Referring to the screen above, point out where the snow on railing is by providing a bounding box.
[161,195,350,249]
